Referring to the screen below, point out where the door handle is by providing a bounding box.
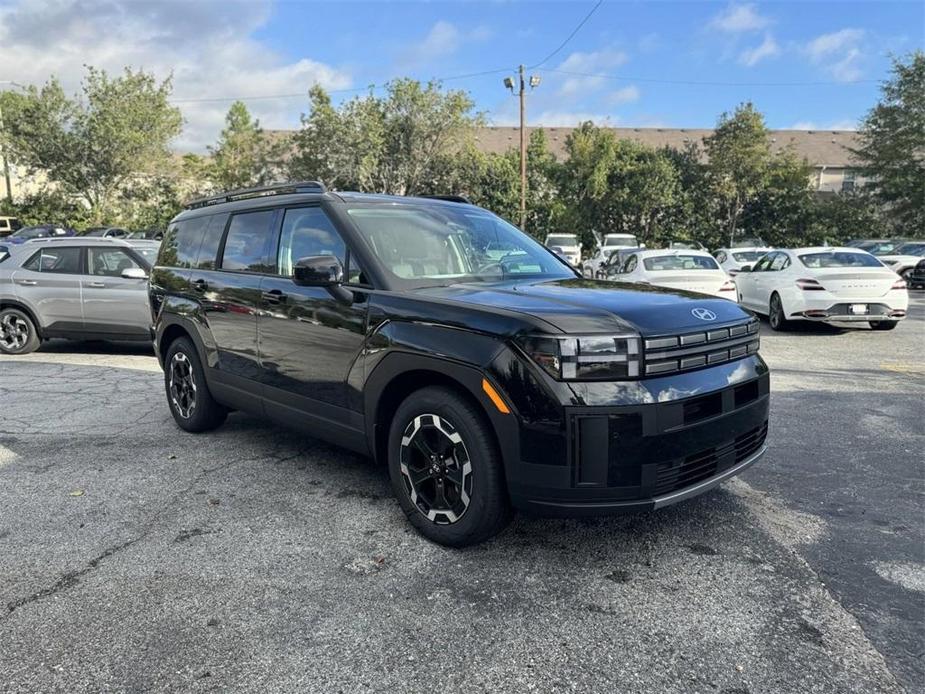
[17,279,38,286]
[88,281,106,288]
[192,279,207,292]
[262,289,287,304]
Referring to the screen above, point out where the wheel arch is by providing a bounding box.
[364,353,519,474]
[0,299,43,338]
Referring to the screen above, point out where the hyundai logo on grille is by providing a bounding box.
[691,307,717,321]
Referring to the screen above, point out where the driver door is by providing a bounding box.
[737,254,772,310]
[257,206,368,413]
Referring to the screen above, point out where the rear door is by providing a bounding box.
[10,246,85,333]
[199,209,277,384]
[81,246,151,338]
[257,205,369,414]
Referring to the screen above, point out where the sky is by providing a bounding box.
[0,0,922,152]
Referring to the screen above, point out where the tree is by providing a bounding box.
[741,149,816,247]
[704,102,771,246]
[289,79,483,194]
[209,101,280,191]
[0,67,182,222]
[852,51,925,234]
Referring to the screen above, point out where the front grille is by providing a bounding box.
[644,319,760,376]
[654,421,768,496]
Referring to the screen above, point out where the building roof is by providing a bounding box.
[472,126,860,167]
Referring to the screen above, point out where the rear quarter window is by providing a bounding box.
[157,215,212,268]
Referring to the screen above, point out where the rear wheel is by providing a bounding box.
[0,308,40,355]
[388,386,511,547]
[163,337,227,432]
[768,293,790,332]
[869,321,898,331]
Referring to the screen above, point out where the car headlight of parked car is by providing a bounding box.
[518,334,642,380]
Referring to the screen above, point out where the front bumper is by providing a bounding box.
[507,371,770,515]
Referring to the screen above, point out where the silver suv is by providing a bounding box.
[0,238,152,354]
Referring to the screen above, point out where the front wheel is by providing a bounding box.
[163,337,227,432]
[388,386,511,547]
[869,321,898,331]
[768,293,790,332]
[0,308,41,355]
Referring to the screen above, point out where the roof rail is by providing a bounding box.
[419,194,472,204]
[185,181,327,210]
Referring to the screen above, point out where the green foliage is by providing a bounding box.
[1,67,182,221]
[852,51,925,234]
[208,101,279,190]
[290,80,483,194]
[705,102,772,246]
[0,188,93,228]
[741,149,816,247]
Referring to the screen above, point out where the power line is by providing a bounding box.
[528,0,604,69]
[169,67,515,105]
[538,67,881,87]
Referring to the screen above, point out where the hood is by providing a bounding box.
[415,278,751,335]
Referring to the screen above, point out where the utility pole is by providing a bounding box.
[0,101,11,204]
[504,67,540,230]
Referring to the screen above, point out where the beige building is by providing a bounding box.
[473,126,863,193]
[2,127,863,201]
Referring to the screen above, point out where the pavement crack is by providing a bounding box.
[4,537,140,619]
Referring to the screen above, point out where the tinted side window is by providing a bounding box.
[88,248,141,276]
[23,247,82,274]
[195,214,228,270]
[158,216,211,269]
[220,210,275,273]
[276,207,344,277]
[752,255,773,272]
[624,255,637,273]
[769,253,787,271]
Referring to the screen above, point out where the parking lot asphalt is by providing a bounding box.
[1,297,922,693]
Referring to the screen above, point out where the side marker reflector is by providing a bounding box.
[482,378,511,414]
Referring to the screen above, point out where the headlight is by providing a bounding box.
[518,334,641,380]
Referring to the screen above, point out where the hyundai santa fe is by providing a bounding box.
[149,182,770,546]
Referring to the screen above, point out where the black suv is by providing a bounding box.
[150,182,769,546]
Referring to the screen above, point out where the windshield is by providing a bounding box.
[83,228,107,237]
[893,242,925,256]
[732,251,765,262]
[798,252,882,268]
[603,234,637,246]
[643,255,719,271]
[545,234,578,247]
[347,205,575,287]
[132,247,159,264]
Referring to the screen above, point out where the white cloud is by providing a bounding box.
[709,3,771,33]
[0,0,352,151]
[399,21,492,69]
[607,85,640,105]
[556,49,629,96]
[789,119,858,131]
[804,29,866,82]
[739,34,780,66]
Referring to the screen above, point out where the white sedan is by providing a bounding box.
[734,247,908,331]
[616,249,737,298]
[877,241,925,284]
[714,247,773,276]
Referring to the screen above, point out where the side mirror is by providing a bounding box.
[737,265,751,273]
[293,255,344,287]
[122,267,148,280]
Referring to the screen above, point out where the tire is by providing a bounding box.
[869,321,898,331]
[387,386,512,547]
[0,307,41,355]
[163,337,227,432]
[768,293,790,332]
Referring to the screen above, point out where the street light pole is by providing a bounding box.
[504,68,540,230]
[518,64,526,230]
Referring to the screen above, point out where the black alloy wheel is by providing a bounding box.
[388,386,511,547]
[769,293,790,332]
[163,337,227,432]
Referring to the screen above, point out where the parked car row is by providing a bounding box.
[1,222,164,244]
